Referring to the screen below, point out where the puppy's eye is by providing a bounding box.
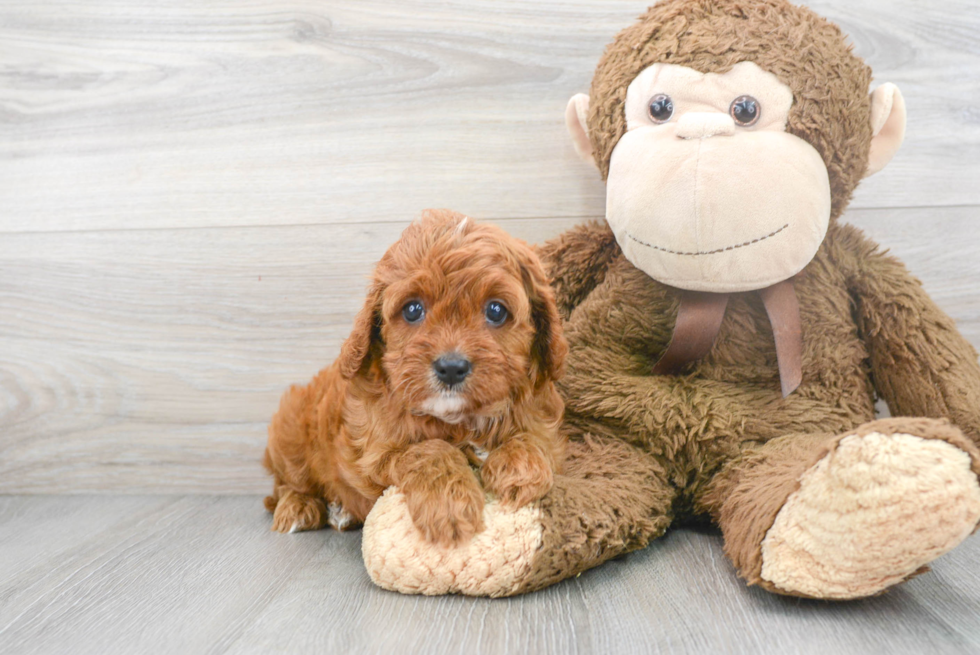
[402,300,425,324]
[485,301,508,326]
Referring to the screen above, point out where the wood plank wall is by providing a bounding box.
[2,0,979,493]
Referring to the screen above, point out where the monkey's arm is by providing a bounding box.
[559,344,784,454]
[557,264,863,447]
[558,287,781,451]
[534,220,621,320]
[834,223,980,444]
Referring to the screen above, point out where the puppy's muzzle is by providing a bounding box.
[432,355,471,388]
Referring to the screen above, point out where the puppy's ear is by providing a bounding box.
[519,249,568,385]
[338,282,384,379]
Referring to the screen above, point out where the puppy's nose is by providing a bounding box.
[433,355,471,387]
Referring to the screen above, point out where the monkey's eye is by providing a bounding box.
[402,300,425,324]
[730,95,760,126]
[647,94,674,123]
[485,301,508,326]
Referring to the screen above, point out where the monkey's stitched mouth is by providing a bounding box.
[626,223,789,256]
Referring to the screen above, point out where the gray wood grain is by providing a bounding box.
[2,2,980,653]
[1,0,979,493]
[1,207,978,494]
[0,216,578,494]
[0,496,976,655]
[1,1,979,235]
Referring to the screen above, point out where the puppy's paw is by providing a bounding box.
[481,440,554,509]
[270,491,327,534]
[401,465,485,547]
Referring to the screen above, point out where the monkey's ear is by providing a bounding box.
[865,83,906,178]
[565,93,597,167]
[338,283,384,379]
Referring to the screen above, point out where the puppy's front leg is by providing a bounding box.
[481,436,558,509]
[390,440,485,546]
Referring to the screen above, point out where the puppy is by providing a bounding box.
[263,209,567,545]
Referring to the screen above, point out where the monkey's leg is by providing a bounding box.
[361,434,677,597]
[700,418,980,599]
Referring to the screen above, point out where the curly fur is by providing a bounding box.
[264,209,567,545]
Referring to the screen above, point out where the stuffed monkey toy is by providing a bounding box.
[361,0,980,599]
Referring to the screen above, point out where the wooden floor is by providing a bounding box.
[1,496,979,655]
[2,0,980,653]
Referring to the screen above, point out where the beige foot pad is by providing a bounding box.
[362,487,543,597]
[761,432,980,599]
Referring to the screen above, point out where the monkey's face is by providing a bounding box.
[605,62,830,293]
[564,1,906,294]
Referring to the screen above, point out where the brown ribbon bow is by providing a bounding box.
[651,279,803,397]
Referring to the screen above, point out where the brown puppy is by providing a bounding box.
[263,209,567,545]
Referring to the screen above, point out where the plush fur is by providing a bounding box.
[264,209,567,545]
[534,0,980,595]
[587,0,872,221]
[360,0,980,599]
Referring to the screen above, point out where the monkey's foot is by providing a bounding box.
[760,423,980,599]
[361,436,673,597]
[362,487,544,597]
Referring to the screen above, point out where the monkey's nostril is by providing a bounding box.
[433,355,471,387]
[675,112,736,139]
